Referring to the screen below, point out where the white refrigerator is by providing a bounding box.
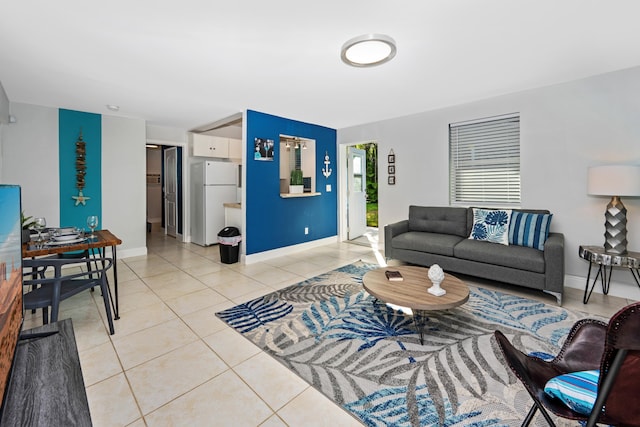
[191,161,238,246]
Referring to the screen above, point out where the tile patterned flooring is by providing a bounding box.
[23,231,636,426]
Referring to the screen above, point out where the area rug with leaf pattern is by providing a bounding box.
[216,262,592,426]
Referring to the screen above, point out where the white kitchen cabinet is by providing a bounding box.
[228,138,242,159]
[191,133,230,158]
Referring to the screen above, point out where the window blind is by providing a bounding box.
[449,115,520,205]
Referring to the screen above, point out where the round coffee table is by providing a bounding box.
[362,265,470,344]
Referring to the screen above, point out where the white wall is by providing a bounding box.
[1,102,147,257]
[338,66,640,301]
[102,115,147,257]
[0,82,9,178]
[1,103,60,226]
[0,82,8,124]
[146,124,187,143]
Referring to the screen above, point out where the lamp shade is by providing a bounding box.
[587,165,640,196]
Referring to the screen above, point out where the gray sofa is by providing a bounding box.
[384,206,565,304]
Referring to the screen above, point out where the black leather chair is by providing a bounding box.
[22,257,115,335]
[494,302,640,427]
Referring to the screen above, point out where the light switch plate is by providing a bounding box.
[326,184,331,192]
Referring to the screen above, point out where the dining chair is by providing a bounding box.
[494,302,640,427]
[22,257,115,335]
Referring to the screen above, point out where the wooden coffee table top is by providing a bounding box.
[363,265,470,311]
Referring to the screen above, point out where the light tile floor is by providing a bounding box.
[348,227,379,250]
[23,231,637,426]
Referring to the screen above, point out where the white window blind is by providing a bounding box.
[449,114,520,205]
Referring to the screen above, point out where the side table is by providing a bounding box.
[578,245,640,303]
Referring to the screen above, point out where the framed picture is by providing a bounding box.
[388,175,396,185]
[254,138,274,161]
[388,154,395,164]
[388,165,395,174]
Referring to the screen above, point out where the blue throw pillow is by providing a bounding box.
[469,208,511,245]
[544,370,599,415]
[509,211,553,250]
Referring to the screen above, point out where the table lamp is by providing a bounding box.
[587,165,640,254]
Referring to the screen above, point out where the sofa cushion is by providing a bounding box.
[469,208,512,245]
[408,206,468,238]
[466,208,550,234]
[392,231,464,257]
[454,238,545,273]
[509,211,553,250]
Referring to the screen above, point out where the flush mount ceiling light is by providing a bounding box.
[106,104,120,112]
[341,34,396,67]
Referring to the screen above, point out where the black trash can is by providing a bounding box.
[217,227,242,264]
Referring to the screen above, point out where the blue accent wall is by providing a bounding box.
[246,110,337,254]
[59,109,102,229]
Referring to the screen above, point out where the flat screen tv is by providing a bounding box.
[0,185,23,411]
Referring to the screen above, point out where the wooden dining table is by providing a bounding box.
[22,229,123,319]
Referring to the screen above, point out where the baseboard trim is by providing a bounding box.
[564,273,640,300]
[244,236,339,264]
[119,246,148,259]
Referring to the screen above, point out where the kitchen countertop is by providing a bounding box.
[224,202,241,209]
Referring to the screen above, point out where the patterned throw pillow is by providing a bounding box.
[509,211,553,250]
[544,370,599,415]
[469,208,512,245]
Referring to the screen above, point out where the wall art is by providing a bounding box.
[254,138,274,161]
[72,130,90,205]
[322,151,332,178]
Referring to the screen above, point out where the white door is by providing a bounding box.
[347,147,367,240]
[164,147,178,237]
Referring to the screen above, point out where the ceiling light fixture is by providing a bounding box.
[146,144,159,149]
[106,104,120,112]
[341,34,396,67]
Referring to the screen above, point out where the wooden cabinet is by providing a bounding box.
[191,133,230,158]
[228,138,242,159]
[190,133,243,159]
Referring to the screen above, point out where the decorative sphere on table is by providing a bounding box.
[427,264,446,296]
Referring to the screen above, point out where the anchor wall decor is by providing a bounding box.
[322,151,332,178]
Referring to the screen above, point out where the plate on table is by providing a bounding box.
[46,237,87,246]
[53,234,80,242]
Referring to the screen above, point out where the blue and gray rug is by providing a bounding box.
[216,262,589,426]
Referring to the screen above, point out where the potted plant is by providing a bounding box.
[289,169,304,194]
[21,212,35,243]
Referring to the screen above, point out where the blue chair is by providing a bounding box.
[22,257,115,335]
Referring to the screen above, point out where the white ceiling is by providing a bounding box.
[2,0,640,132]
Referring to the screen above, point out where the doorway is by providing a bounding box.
[146,144,184,238]
[164,147,178,237]
[346,142,378,248]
